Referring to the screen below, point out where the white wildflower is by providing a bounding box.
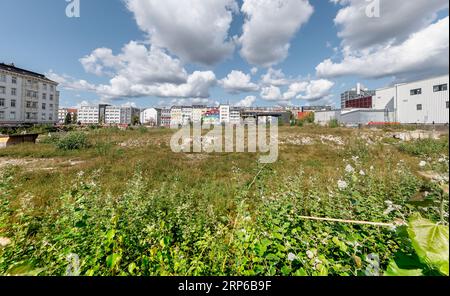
[419,161,427,168]
[384,200,402,215]
[370,166,374,171]
[359,170,366,176]
[287,253,297,262]
[338,180,348,190]
[0,237,11,247]
[306,250,314,259]
[352,156,359,162]
[345,164,355,174]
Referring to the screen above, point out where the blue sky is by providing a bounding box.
[0,0,448,108]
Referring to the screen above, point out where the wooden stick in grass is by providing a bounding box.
[298,215,400,227]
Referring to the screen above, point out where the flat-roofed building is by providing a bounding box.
[78,105,99,124]
[161,108,171,127]
[58,108,78,123]
[170,106,182,127]
[220,104,230,123]
[105,106,140,125]
[0,63,59,125]
[140,108,161,126]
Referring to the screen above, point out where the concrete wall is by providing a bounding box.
[314,110,340,125]
[340,110,393,125]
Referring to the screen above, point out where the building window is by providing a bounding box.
[49,114,53,120]
[50,94,53,101]
[434,84,448,92]
[43,84,47,90]
[0,98,4,107]
[32,102,38,109]
[0,111,4,120]
[11,88,16,96]
[0,86,5,94]
[447,101,449,109]
[410,88,422,96]
[42,113,46,120]
[417,104,423,111]
[50,85,54,91]
[10,111,15,120]
[42,93,47,100]
[0,74,6,83]
[42,103,46,110]
[11,100,16,107]
[11,76,17,84]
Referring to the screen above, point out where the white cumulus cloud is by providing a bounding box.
[125,0,238,65]
[219,70,259,93]
[316,17,449,79]
[235,95,257,107]
[239,0,314,67]
[331,0,448,50]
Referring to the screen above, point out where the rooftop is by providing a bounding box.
[0,63,57,84]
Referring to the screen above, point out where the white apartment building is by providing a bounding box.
[105,106,140,125]
[161,108,171,127]
[192,105,207,123]
[219,105,230,123]
[374,75,449,124]
[58,108,78,123]
[182,106,193,126]
[0,63,59,125]
[78,106,99,124]
[170,106,182,127]
[229,108,241,125]
[140,108,161,126]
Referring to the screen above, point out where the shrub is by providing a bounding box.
[328,119,339,128]
[398,138,449,157]
[56,132,89,150]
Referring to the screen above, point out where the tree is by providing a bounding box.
[64,113,72,125]
[132,115,140,126]
[72,113,78,124]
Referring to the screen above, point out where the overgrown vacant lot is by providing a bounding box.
[0,126,448,276]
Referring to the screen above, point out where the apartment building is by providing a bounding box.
[170,106,182,127]
[203,107,220,125]
[140,108,161,126]
[182,106,193,126]
[192,105,207,123]
[229,107,241,125]
[105,106,140,125]
[58,108,78,123]
[0,63,59,125]
[161,108,171,127]
[219,104,230,124]
[78,105,99,124]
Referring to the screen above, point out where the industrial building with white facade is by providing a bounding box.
[315,75,449,126]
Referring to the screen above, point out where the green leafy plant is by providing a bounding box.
[56,132,90,151]
[384,214,449,276]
